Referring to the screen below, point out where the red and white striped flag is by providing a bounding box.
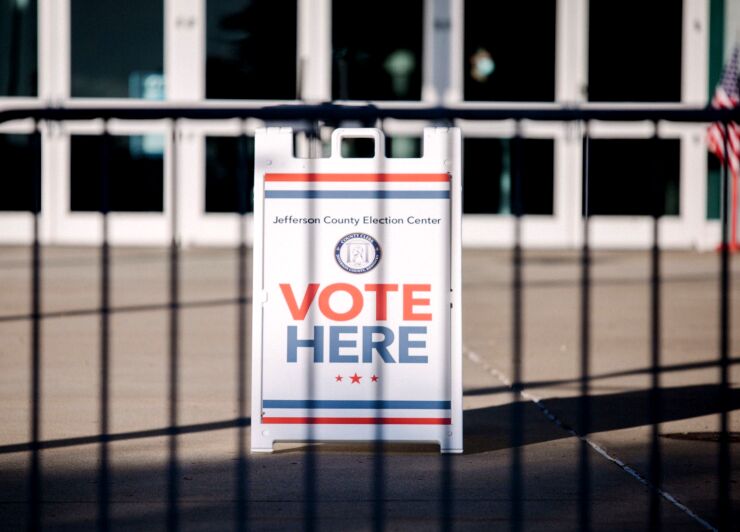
[707,44,740,249]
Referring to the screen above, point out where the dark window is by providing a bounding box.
[588,0,682,102]
[205,136,255,213]
[332,0,423,100]
[0,134,40,211]
[0,0,37,96]
[71,0,164,98]
[207,0,297,100]
[333,136,423,158]
[70,135,164,212]
[463,138,554,215]
[706,153,721,220]
[340,137,375,158]
[587,139,680,216]
[464,0,556,102]
[386,136,422,158]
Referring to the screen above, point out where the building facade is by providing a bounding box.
[0,0,738,248]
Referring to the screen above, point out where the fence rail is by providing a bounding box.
[1,102,740,124]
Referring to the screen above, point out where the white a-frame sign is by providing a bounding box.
[251,128,462,453]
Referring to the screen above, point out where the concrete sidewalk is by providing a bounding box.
[0,246,738,530]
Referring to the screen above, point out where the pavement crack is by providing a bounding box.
[463,346,717,532]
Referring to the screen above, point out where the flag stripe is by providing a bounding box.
[707,43,740,249]
[707,44,740,201]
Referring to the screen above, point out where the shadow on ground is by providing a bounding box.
[464,384,740,454]
[3,384,736,457]
[1,384,738,530]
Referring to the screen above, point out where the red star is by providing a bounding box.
[371,375,379,382]
[335,375,343,382]
[350,373,362,384]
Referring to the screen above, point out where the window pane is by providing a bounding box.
[205,136,255,213]
[332,0,423,101]
[463,138,554,215]
[707,153,721,220]
[71,0,164,98]
[0,0,37,96]
[464,0,555,102]
[70,135,164,212]
[207,0,297,100]
[587,139,680,216]
[340,137,375,158]
[386,136,422,158]
[588,0,682,102]
[0,134,40,211]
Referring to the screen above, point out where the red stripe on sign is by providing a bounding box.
[265,173,449,182]
[262,417,452,425]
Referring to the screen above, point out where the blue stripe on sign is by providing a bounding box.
[264,190,450,199]
[263,400,452,410]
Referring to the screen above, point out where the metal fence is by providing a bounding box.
[0,103,738,531]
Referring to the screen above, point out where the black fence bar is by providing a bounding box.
[648,124,663,530]
[235,131,250,532]
[509,124,525,532]
[97,124,112,532]
[718,122,732,530]
[167,121,181,532]
[440,433,453,532]
[578,124,592,532]
[29,120,42,532]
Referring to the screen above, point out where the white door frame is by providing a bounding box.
[178,118,263,247]
[0,0,722,249]
[50,119,173,245]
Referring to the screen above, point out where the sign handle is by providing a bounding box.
[330,128,385,159]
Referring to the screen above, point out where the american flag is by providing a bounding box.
[708,45,740,248]
[707,45,739,187]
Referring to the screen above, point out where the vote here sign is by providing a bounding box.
[251,128,462,453]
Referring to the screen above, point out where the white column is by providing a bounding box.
[165,0,204,101]
[423,0,452,103]
[556,0,588,103]
[38,0,70,243]
[165,0,204,247]
[42,121,65,242]
[560,125,584,247]
[681,1,710,247]
[445,0,463,103]
[298,0,331,101]
[556,0,588,247]
[678,127,710,248]
[38,0,69,103]
[682,0,709,104]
